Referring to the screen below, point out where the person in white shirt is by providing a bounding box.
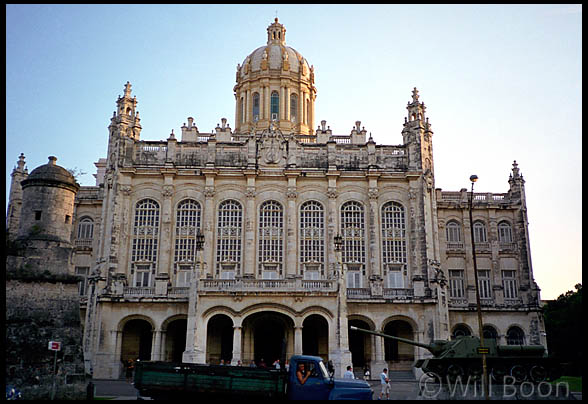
[379,368,390,400]
[343,365,354,379]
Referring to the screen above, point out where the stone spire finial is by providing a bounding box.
[124,81,132,97]
[267,17,286,45]
[512,160,520,178]
[48,156,57,165]
[411,87,419,103]
[16,153,26,171]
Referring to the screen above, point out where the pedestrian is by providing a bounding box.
[344,365,354,379]
[364,367,370,381]
[259,358,267,368]
[284,360,290,372]
[249,360,257,368]
[237,360,242,366]
[273,359,281,370]
[219,359,225,366]
[379,368,390,400]
[125,358,134,383]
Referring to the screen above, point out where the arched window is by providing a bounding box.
[473,221,487,243]
[216,200,243,278]
[300,201,324,279]
[77,217,94,240]
[174,199,201,286]
[498,221,513,243]
[381,202,406,288]
[252,92,260,121]
[506,326,525,345]
[258,201,284,279]
[451,324,472,339]
[483,325,498,340]
[341,201,365,288]
[131,199,160,287]
[290,93,298,123]
[270,91,279,121]
[445,221,461,243]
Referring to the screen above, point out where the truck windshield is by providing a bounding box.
[318,361,329,379]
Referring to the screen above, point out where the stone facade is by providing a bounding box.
[6,19,546,381]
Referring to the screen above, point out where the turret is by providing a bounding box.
[6,153,28,242]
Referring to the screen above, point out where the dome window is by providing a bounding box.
[271,91,279,121]
[253,93,260,122]
[290,94,298,123]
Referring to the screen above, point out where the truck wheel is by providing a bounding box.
[490,366,507,383]
[529,365,547,383]
[510,364,527,383]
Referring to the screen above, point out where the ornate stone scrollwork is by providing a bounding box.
[368,188,379,200]
[119,185,132,196]
[327,187,338,199]
[245,187,256,198]
[204,186,215,198]
[162,185,174,198]
[287,187,297,199]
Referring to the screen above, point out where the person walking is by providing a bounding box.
[379,368,390,400]
[125,358,135,383]
[343,365,354,379]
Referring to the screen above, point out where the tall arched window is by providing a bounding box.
[258,200,284,279]
[451,324,472,339]
[252,92,260,121]
[498,221,513,243]
[270,91,279,121]
[77,217,94,240]
[132,199,160,287]
[506,326,525,345]
[381,202,406,288]
[300,201,324,279]
[290,93,298,123]
[341,201,365,288]
[174,199,201,286]
[445,220,461,243]
[216,200,243,278]
[473,221,487,243]
[483,325,498,340]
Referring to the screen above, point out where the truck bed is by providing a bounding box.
[134,361,286,399]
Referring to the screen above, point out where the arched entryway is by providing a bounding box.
[165,318,187,363]
[206,314,234,365]
[348,319,372,369]
[242,311,294,367]
[383,320,414,370]
[302,315,329,361]
[121,319,153,362]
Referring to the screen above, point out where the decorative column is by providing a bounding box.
[371,332,387,376]
[286,175,297,277]
[294,326,303,355]
[244,175,256,277]
[231,326,243,365]
[151,330,162,361]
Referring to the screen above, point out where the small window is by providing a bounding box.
[65,215,71,224]
[76,267,89,296]
[35,211,42,220]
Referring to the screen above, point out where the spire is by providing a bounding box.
[267,18,286,45]
[112,82,141,140]
[124,81,132,98]
[406,87,427,124]
[411,87,420,103]
[15,153,26,173]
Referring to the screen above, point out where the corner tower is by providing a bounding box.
[234,18,317,137]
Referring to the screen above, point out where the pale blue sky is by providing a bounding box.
[6,4,581,299]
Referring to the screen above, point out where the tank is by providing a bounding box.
[349,326,561,383]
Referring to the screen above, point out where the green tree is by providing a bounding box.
[543,283,582,376]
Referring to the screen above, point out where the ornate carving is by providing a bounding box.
[368,188,379,200]
[246,187,256,198]
[204,186,215,198]
[119,185,131,196]
[162,185,173,198]
[327,187,338,199]
[287,187,297,199]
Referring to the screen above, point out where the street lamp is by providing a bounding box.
[195,229,205,276]
[334,233,345,376]
[468,175,489,400]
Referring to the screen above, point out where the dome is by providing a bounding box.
[237,18,312,79]
[21,156,79,191]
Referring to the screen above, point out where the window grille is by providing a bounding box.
[451,324,471,339]
[478,269,492,298]
[502,270,518,299]
[340,201,365,268]
[258,200,284,276]
[174,199,201,266]
[473,221,487,243]
[216,200,242,274]
[271,91,279,119]
[498,221,513,243]
[506,326,525,345]
[131,199,160,275]
[299,201,324,275]
[381,202,406,287]
[253,93,260,121]
[445,221,461,242]
[77,217,94,239]
[449,270,465,298]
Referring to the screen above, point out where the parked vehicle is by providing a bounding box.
[350,326,561,383]
[134,355,373,400]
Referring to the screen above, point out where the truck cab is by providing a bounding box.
[287,356,373,400]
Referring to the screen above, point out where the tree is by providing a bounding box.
[543,283,582,375]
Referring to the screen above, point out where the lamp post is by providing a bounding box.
[334,233,345,376]
[195,228,205,277]
[184,229,205,364]
[468,175,489,400]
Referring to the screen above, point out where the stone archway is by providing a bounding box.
[206,314,234,365]
[121,319,153,362]
[165,318,187,363]
[242,311,294,367]
[348,319,372,369]
[383,320,414,370]
[302,314,329,361]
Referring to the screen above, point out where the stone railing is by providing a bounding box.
[449,297,469,306]
[75,239,93,248]
[504,297,523,306]
[346,288,416,300]
[475,242,491,250]
[123,287,155,297]
[347,288,371,299]
[168,287,190,297]
[446,242,464,250]
[480,298,495,306]
[383,288,414,298]
[499,242,517,251]
[331,136,351,144]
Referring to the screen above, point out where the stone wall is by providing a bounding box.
[5,275,86,400]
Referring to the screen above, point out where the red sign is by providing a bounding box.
[48,341,61,351]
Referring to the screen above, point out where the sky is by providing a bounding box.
[6,4,581,300]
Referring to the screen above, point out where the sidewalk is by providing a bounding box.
[92,379,139,400]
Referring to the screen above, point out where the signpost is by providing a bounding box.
[49,341,61,400]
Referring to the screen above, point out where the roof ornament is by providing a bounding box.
[124,81,132,97]
[411,87,419,103]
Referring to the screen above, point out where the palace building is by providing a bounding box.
[6,18,546,379]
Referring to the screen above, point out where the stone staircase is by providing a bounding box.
[388,370,415,381]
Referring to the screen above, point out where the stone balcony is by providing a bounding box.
[199,278,337,293]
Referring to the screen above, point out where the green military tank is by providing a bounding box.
[350,326,561,383]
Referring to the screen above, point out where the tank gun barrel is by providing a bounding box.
[350,326,443,355]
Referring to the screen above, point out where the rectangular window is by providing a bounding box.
[304,270,320,280]
[135,265,151,287]
[387,266,404,288]
[75,267,89,296]
[262,270,278,280]
[347,269,362,288]
[478,270,491,299]
[35,210,42,220]
[176,268,191,287]
[502,270,518,299]
[449,270,464,298]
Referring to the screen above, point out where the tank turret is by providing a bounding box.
[350,326,560,384]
